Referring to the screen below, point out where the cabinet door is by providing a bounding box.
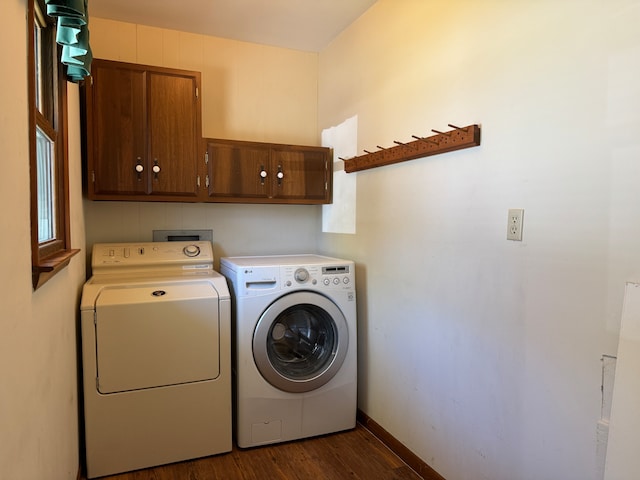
[205,139,332,204]
[207,141,271,200]
[82,59,203,201]
[87,63,147,196]
[271,147,330,202]
[147,72,201,197]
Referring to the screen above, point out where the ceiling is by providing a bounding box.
[88,0,378,52]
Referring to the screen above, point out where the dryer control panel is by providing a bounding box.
[91,241,214,275]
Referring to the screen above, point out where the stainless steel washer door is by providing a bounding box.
[252,291,348,393]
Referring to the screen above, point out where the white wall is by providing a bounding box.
[0,1,86,479]
[318,1,640,479]
[84,19,323,260]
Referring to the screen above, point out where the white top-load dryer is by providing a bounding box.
[80,241,231,478]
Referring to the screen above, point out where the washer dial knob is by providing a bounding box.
[183,244,201,257]
[294,268,309,283]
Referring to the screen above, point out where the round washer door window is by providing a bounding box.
[253,291,348,393]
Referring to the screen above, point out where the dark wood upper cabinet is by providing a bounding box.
[82,59,203,201]
[82,59,332,205]
[205,138,332,204]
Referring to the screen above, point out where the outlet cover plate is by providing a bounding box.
[507,209,524,241]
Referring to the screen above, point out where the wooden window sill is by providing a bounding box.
[32,248,81,290]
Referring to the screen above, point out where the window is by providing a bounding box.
[28,0,79,290]
[36,126,56,243]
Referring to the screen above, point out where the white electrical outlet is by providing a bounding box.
[507,208,524,241]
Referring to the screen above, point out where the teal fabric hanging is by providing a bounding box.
[44,0,92,82]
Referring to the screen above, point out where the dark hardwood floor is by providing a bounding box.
[91,424,422,480]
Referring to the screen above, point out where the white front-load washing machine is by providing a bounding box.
[80,241,232,478]
[220,254,357,448]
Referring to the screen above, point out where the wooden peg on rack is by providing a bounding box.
[431,129,451,136]
[393,140,411,149]
[412,134,439,146]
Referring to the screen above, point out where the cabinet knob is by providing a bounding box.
[134,158,144,181]
[259,165,267,186]
[152,159,161,181]
[277,165,284,186]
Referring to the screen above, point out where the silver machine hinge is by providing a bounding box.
[205,151,209,164]
[195,87,199,99]
[196,175,201,187]
[206,175,210,188]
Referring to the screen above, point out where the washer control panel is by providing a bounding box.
[219,255,355,297]
[91,241,214,274]
[281,263,353,291]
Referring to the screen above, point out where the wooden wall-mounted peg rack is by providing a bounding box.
[342,124,481,173]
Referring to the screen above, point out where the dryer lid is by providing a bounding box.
[94,281,220,394]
